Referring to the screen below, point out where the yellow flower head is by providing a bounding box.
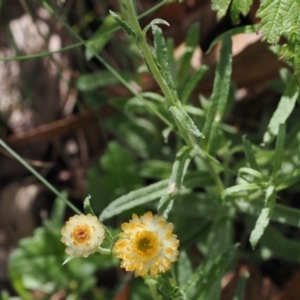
[114,211,179,277]
[61,214,105,258]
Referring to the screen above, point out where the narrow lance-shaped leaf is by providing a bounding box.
[242,136,260,171]
[249,185,276,249]
[142,18,169,35]
[158,146,193,217]
[152,25,180,104]
[272,123,286,177]
[222,183,262,201]
[83,195,95,216]
[202,36,232,151]
[169,105,205,138]
[109,10,137,42]
[237,200,300,228]
[263,75,298,144]
[233,272,249,300]
[99,179,168,221]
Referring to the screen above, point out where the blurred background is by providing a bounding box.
[0,0,298,299]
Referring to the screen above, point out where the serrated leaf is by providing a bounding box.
[211,0,232,19]
[158,146,193,217]
[142,18,169,35]
[263,76,298,144]
[202,36,232,152]
[169,105,204,137]
[109,10,137,41]
[257,0,296,44]
[230,0,252,23]
[249,186,276,249]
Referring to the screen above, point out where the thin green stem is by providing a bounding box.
[124,0,224,193]
[41,1,173,129]
[125,0,176,108]
[96,247,112,255]
[0,139,81,215]
[146,278,160,300]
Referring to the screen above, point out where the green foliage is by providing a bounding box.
[5,0,300,299]
[8,198,117,299]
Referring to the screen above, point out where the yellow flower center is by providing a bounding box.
[132,230,160,258]
[71,224,92,246]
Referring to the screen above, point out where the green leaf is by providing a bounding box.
[169,105,204,137]
[158,146,193,217]
[211,0,232,19]
[155,276,187,300]
[263,75,298,144]
[257,0,299,44]
[202,36,232,152]
[230,0,252,23]
[85,14,116,60]
[181,65,209,104]
[109,10,137,41]
[88,141,143,214]
[242,136,260,171]
[276,168,300,190]
[222,183,262,200]
[237,200,300,228]
[83,195,95,216]
[177,251,193,289]
[206,217,233,256]
[184,245,237,299]
[76,70,134,91]
[258,224,300,262]
[238,167,267,182]
[272,123,286,177]
[152,25,179,103]
[249,186,276,249]
[207,25,259,53]
[50,193,67,228]
[9,225,116,298]
[99,179,168,221]
[142,18,169,35]
[238,198,300,231]
[233,272,249,300]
